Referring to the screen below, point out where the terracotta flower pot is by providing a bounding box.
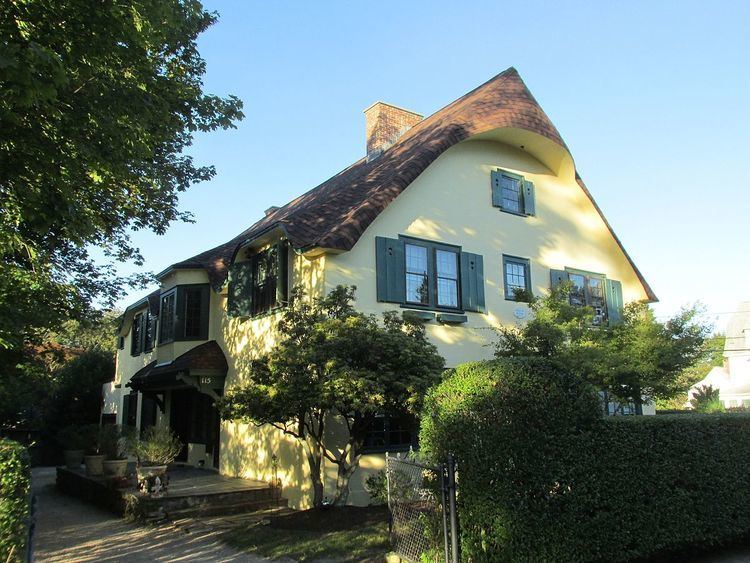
[136,465,169,496]
[103,459,128,478]
[63,449,84,470]
[84,454,106,476]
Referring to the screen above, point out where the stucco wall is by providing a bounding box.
[325,139,649,367]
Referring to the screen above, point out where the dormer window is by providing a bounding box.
[227,242,289,318]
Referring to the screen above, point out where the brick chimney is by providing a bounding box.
[364,102,423,162]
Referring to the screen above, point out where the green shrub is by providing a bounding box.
[0,439,31,562]
[133,424,182,465]
[421,359,750,561]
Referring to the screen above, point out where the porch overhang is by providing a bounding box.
[127,341,228,400]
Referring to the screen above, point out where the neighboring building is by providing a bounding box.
[688,304,750,408]
[103,67,656,508]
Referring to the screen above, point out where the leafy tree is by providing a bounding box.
[0,0,243,349]
[657,334,725,410]
[494,284,710,413]
[690,384,724,413]
[0,310,117,430]
[46,348,115,429]
[218,286,446,507]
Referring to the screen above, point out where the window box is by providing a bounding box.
[437,313,468,324]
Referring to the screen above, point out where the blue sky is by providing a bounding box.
[119,0,750,331]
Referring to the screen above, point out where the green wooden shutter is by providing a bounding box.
[460,252,485,312]
[227,261,254,317]
[550,269,569,288]
[375,236,406,303]
[523,180,535,216]
[490,170,503,208]
[606,279,624,325]
[276,241,289,305]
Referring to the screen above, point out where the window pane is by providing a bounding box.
[588,278,604,307]
[437,278,458,307]
[159,293,175,342]
[252,247,278,315]
[436,250,457,279]
[501,175,521,212]
[405,244,428,274]
[131,313,142,355]
[184,289,203,339]
[569,273,586,306]
[505,261,527,295]
[406,273,429,304]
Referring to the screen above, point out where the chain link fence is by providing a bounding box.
[386,453,459,562]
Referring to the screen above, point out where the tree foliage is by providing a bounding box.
[0,311,116,430]
[494,284,710,410]
[218,286,446,506]
[690,384,724,413]
[0,0,243,348]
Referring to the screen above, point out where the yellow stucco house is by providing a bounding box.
[103,67,656,508]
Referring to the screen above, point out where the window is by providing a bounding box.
[159,285,210,343]
[251,246,279,316]
[403,239,460,310]
[131,310,157,355]
[144,312,157,351]
[363,414,417,452]
[503,255,531,300]
[183,287,205,339]
[551,268,622,325]
[131,312,144,356]
[405,244,429,305]
[227,242,289,318]
[159,290,176,344]
[491,169,535,216]
[376,236,485,314]
[569,271,607,322]
[436,250,459,308]
[123,392,138,427]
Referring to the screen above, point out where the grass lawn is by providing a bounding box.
[222,505,390,562]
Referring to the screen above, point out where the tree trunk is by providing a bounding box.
[303,437,325,507]
[332,458,360,506]
[332,427,365,506]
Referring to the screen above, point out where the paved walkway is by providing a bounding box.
[32,467,271,562]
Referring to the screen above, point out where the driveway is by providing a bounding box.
[31,467,270,562]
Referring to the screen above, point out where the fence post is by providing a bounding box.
[441,462,451,563]
[447,453,460,562]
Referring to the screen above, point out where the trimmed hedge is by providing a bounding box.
[0,439,31,562]
[420,359,750,562]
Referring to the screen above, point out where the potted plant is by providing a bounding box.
[82,424,106,476]
[133,424,182,496]
[57,425,86,470]
[102,425,131,478]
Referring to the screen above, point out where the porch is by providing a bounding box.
[57,464,286,522]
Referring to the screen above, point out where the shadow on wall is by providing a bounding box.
[217,254,326,509]
[221,420,312,509]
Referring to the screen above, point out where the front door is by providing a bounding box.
[169,388,220,467]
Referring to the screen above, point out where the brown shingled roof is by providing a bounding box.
[169,67,656,301]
